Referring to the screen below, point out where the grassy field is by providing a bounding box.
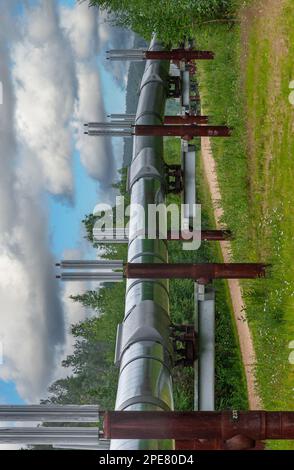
[193,0,294,448]
[164,138,248,411]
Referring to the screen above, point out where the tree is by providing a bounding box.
[88,0,237,44]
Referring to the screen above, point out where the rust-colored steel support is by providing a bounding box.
[165,163,183,193]
[167,76,181,98]
[103,411,294,443]
[166,229,232,241]
[164,115,209,125]
[134,125,231,140]
[175,438,265,451]
[145,49,214,61]
[124,262,268,282]
[171,324,197,367]
[200,229,232,241]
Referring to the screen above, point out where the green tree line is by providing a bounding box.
[88,0,237,43]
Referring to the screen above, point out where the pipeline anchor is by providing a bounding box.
[124,262,269,283]
[103,410,294,449]
[106,48,214,62]
[134,124,232,140]
[104,114,209,125]
[57,261,269,284]
[85,124,232,140]
[171,324,197,367]
[90,228,232,244]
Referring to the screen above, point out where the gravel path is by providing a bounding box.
[201,136,262,410]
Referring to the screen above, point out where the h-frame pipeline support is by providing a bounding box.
[103,411,294,441]
[107,114,209,125]
[124,263,268,282]
[107,49,214,61]
[92,229,232,243]
[85,125,231,139]
[133,124,231,138]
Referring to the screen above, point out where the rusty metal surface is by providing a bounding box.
[145,49,214,60]
[164,115,209,124]
[167,230,231,241]
[198,229,232,241]
[124,263,268,281]
[175,437,265,450]
[104,411,294,441]
[134,124,232,138]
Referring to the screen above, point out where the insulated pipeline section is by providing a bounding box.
[111,36,174,450]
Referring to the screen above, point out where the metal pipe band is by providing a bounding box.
[117,396,171,412]
[125,279,169,302]
[128,252,167,264]
[118,342,173,375]
[128,238,168,264]
[114,358,173,412]
[114,301,173,366]
[134,110,163,124]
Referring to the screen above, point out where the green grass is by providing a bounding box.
[164,138,248,411]
[193,0,294,448]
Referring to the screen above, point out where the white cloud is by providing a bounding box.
[0,0,131,405]
[60,2,99,61]
[73,62,116,189]
[12,0,77,196]
[59,2,117,196]
[98,10,135,89]
[0,173,65,401]
[0,0,70,402]
[53,248,97,381]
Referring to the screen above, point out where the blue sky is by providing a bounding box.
[49,65,126,259]
[0,0,129,405]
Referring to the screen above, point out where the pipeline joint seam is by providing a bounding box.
[118,349,173,376]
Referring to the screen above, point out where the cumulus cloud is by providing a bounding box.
[73,63,116,189]
[60,2,99,61]
[12,0,77,196]
[0,5,18,234]
[0,0,72,402]
[0,0,131,404]
[60,2,117,195]
[98,10,135,89]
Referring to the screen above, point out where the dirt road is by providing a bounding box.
[201,136,262,410]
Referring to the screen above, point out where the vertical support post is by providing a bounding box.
[181,141,196,221]
[194,282,199,411]
[197,284,215,411]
